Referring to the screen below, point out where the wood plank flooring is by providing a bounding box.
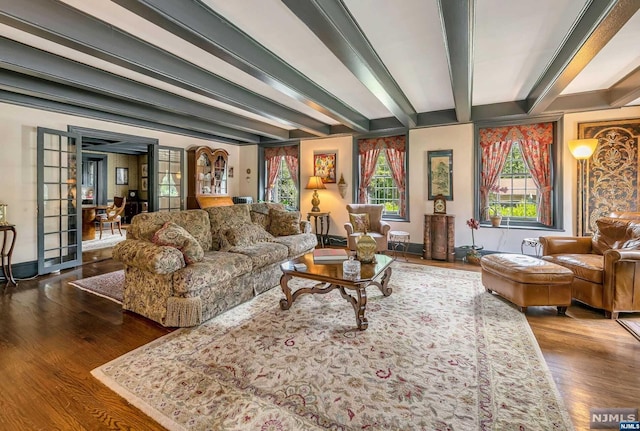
[0,251,638,430]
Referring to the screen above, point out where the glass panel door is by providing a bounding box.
[157,147,184,211]
[37,127,82,274]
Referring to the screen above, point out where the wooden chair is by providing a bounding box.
[96,196,126,239]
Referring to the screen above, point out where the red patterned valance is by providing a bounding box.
[479,123,553,146]
[357,134,406,155]
[264,144,298,159]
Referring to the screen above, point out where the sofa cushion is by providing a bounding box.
[250,202,286,230]
[222,223,274,247]
[229,242,289,269]
[172,251,253,294]
[272,233,318,257]
[268,208,302,236]
[205,204,252,250]
[543,254,604,284]
[349,212,370,233]
[127,209,212,251]
[152,221,205,264]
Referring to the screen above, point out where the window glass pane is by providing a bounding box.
[273,157,298,209]
[489,143,538,220]
[368,153,399,216]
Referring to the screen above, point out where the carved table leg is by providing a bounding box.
[339,285,368,330]
[279,273,293,310]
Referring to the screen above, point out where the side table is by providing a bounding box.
[389,230,410,260]
[0,224,17,285]
[307,212,331,248]
[521,237,541,257]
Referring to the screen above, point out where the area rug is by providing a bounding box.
[69,270,124,303]
[82,229,126,251]
[617,319,640,342]
[91,262,574,430]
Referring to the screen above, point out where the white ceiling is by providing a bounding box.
[0,0,638,144]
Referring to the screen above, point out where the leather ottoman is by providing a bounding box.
[480,253,574,315]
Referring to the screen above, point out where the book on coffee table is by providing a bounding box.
[313,248,349,263]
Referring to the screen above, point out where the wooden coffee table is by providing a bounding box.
[279,253,393,330]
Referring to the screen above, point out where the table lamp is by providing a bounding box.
[305,176,326,212]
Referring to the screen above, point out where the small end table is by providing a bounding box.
[521,237,541,257]
[0,224,17,285]
[389,230,410,260]
[307,212,331,248]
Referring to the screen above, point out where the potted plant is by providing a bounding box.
[488,185,508,227]
[465,218,482,264]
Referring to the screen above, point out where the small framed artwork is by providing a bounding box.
[141,163,148,178]
[228,166,234,178]
[116,167,129,185]
[141,178,148,191]
[427,150,453,200]
[313,152,337,183]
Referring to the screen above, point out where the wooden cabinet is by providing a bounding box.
[423,214,455,262]
[187,147,233,209]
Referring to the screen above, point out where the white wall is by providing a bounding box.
[3,101,640,264]
[0,102,241,264]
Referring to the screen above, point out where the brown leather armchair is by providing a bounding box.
[343,204,391,252]
[540,212,640,319]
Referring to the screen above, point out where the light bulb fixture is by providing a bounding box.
[568,139,598,160]
[305,176,326,212]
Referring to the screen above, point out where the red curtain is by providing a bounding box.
[283,154,299,190]
[520,139,553,226]
[357,135,406,213]
[264,145,298,200]
[480,140,512,220]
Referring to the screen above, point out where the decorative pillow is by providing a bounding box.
[152,221,204,264]
[349,213,370,233]
[223,223,274,247]
[268,209,301,236]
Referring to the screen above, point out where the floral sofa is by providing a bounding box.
[113,203,317,327]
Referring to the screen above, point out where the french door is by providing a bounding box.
[37,127,82,274]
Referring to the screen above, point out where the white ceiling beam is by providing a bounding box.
[608,65,640,107]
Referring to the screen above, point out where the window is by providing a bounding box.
[477,120,561,228]
[368,153,401,216]
[264,144,299,210]
[356,134,407,219]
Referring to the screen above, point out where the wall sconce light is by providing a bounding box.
[568,139,599,235]
[305,176,326,212]
[337,173,348,199]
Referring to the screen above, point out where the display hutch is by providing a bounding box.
[187,147,233,209]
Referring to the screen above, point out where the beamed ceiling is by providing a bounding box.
[1,0,639,147]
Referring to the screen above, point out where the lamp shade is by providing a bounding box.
[305,176,326,190]
[568,139,598,160]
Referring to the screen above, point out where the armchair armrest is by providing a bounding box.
[379,221,391,235]
[602,249,640,315]
[540,236,593,255]
[113,239,185,274]
[344,222,354,235]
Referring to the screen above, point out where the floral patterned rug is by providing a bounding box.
[92,262,574,430]
[69,270,124,303]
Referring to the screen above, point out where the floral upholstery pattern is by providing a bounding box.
[230,242,289,269]
[127,210,212,251]
[114,204,318,327]
[268,208,302,236]
[222,223,274,247]
[113,239,185,274]
[349,212,370,232]
[250,202,285,230]
[205,204,252,250]
[152,221,205,264]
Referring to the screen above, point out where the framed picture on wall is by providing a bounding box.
[116,167,129,185]
[313,152,337,183]
[427,150,453,200]
[141,163,148,178]
[141,177,148,191]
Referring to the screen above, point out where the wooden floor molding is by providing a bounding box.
[1,252,638,430]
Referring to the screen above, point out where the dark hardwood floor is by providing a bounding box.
[1,250,638,430]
